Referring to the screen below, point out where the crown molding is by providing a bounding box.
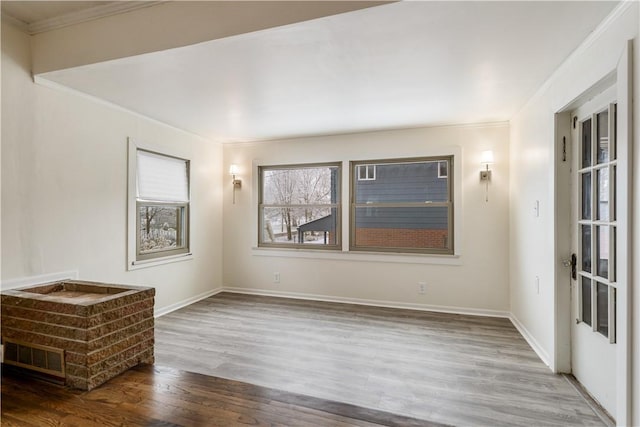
[27,1,165,35]
[1,12,29,33]
[513,0,635,118]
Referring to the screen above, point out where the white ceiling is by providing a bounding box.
[37,1,618,143]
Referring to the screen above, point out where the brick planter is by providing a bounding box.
[1,280,155,390]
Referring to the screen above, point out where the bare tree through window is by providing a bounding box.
[260,164,340,247]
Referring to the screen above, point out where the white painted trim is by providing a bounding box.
[127,137,195,271]
[222,287,510,319]
[510,313,551,367]
[1,14,29,33]
[553,111,572,375]
[614,38,633,427]
[154,287,223,318]
[251,247,463,265]
[27,2,165,35]
[129,253,194,271]
[0,271,79,291]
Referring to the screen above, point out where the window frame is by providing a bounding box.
[349,156,454,255]
[258,162,342,250]
[127,138,192,269]
[136,201,190,261]
[438,160,448,178]
[357,164,376,181]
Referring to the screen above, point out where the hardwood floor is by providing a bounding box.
[2,364,438,426]
[155,292,606,426]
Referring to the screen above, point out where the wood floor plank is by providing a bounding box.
[2,364,438,427]
[155,292,606,426]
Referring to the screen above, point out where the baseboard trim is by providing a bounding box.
[154,287,224,318]
[509,313,550,367]
[562,374,615,427]
[222,287,510,319]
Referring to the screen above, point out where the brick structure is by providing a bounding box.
[355,228,448,249]
[1,280,154,390]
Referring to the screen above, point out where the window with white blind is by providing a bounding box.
[128,140,191,266]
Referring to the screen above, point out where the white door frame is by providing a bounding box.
[553,40,633,425]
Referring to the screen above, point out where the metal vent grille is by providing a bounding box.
[2,340,65,378]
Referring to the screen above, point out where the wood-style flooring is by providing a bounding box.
[1,364,440,426]
[154,292,607,426]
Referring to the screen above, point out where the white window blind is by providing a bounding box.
[137,150,189,202]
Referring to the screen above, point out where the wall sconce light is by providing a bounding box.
[229,164,241,204]
[479,150,494,202]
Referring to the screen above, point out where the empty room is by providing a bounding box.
[1,1,639,426]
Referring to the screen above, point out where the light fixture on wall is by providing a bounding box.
[479,150,494,202]
[229,164,241,204]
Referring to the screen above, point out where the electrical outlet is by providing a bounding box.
[273,272,280,284]
[418,282,427,294]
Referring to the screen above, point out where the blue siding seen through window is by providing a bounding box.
[351,158,453,253]
[355,162,448,203]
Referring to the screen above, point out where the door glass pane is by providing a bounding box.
[581,172,591,220]
[582,119,592,168]
[611,227,617,282]
[581,225,591,273]
[611,287,616,342]
[581,277,592,326]
[596,168,609,221]
[597,110,609,164]
[612,104,617,160]
[596,226,609,279]
[609,165,618,221]
[597,282,608,336]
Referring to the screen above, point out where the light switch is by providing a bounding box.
[533,200,540,217]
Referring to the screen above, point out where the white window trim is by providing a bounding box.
[357,164,376,181]
[438,160,448,178]
[127,138,193,271]
[250,146,463,265]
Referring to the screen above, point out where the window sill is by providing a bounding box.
[128,253,193,271]
[251,247,461,265]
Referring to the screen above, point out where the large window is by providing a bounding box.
[134,149,190,262]
[350,157,453,254]
[259,163,341,249]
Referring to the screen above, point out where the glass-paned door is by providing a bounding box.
[577,104,617,343]
[570,92,618,419]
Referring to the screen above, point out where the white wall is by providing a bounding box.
[509,2,639,423]
[223,123,510,314]
[1,22,224,312]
